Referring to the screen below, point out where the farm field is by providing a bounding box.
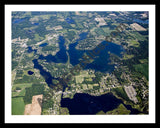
[12,97,25,115]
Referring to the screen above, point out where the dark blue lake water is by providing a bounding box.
[28,46,37,53]
[61,92,142,115]
[39,43,48,47]
[38,32,124,73]
[12,18,25,24]
[69,40,124,72]
[28,70,34,75]
[28,30,32,33]
[65,17,75,24]
[33,22,39,25]
[133,19,148,24]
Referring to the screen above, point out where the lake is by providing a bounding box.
[28,46,37,53]
[12,18,25,24]
[38,32,124,73]
[39,43,48,47]
[28,70,34,75]
[31,32,124,88]
[33,22,39,25]
[61,92,142,115]
[69,40,124,73]
[65,17,75,24]
[133,19,148,24]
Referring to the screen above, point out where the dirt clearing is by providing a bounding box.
[24,94,43,115]
[130,23,147,31]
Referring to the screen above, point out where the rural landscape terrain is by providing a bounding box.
[12,11,149,115]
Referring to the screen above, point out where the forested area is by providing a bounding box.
[41,45,57,52]
[122,40,148,80]
[111,87,131,101]
[42,88,54,110]
[14,75,41,84]
[23,83,44,104]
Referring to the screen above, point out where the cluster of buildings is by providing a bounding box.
[95,17,107,27]
[124,85,138,103]
[12,37,28,48]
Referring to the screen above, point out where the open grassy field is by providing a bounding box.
[102,27,113,35]
[75,75,84,83]
[130,31,147,41]
[129,40,140,47]
[34,33,44,42]
[12,83,32,97]
[12,83,32,115]
[75,70,92,84]
[12,83,32,90]
[12,97,25,115]
[27,52,34,58]
[123,53,134,60]
[139,59,148,64]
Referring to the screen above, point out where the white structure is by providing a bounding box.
[124,85,138,103]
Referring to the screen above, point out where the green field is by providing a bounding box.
[34,33,44,41]
[129,40,140,47]
[12,83,32,115]
[12,83,32,97]
[123,54,134,60]
[12,97,25,115]
[139,59,148,64]
[130,32,147,41]
[102,27,113,35]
